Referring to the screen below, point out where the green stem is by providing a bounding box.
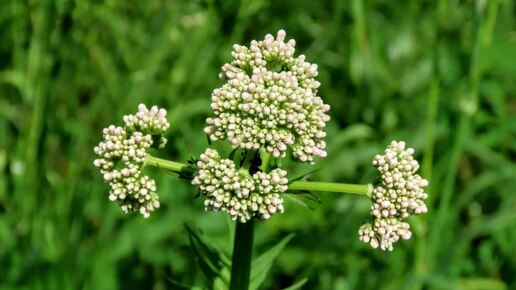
[259,149,272,172]
[144,154,189,174]
[240,149,256,171]
[229,220,254,290]
[288,181,372,196]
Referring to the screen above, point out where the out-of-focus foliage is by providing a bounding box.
[1,0,515,289]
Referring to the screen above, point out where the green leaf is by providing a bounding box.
[249,234,295,290]
[458,278,507,290]
[281,278,308,290]
[184,224,231,289]
[288,168,321,183]
[168,279,207,290]
[228,146,240,160]
[284,192,321,210]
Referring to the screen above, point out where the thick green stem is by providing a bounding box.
[229,220,254,290]
[259,150,272,172]
[144,154,189,174]
[240,149,257,171]
[228,149,258,290]
[288,181,372,196]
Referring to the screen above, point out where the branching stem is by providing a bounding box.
[288,181,372,196]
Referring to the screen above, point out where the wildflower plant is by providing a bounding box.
[93,30,429,290]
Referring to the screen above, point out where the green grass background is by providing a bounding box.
[1,0,515,289]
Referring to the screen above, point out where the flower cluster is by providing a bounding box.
[93,104,170,218]
[204,30,330,163]
[358,218,412,251]
[123,104,169,148]
[359,141,429,251]
[192,148,288,223]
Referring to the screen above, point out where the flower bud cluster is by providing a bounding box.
[359,141,429,251]
[192,148,288,223]
[358,218,411,251]
[123,104,170,148]
[204,30,330,163]
[93,104,170,218]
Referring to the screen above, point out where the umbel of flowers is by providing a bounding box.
[93,104,170,218]
[204,30,331,163]
[192,30,331,222]
[358,141,429,251]
[192,148,288,223]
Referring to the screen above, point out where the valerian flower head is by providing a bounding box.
[192,148,288,223]
[204,30,330,163]
[359,141,429,251]
[93,125,127,172]
[93,104,170,218]
[105,170,160,218]
[358,218,411,251]
[123,104,170,148]
[372,141,429,218]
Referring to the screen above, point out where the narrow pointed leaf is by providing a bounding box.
[168,279,206,290]
[184,224,231,288]
[249,234,295,290]
[281,278,308,290]
[285,192,321,210]
[289,168,320,182]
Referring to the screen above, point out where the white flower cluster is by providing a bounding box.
[204,30,330,163]
[123,104,170,148]
[359,141,429,251]
[358,218,412,251]
[93,104,170,218]
[192,148,288,223]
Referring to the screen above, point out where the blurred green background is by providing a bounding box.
[1,0,515,289]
